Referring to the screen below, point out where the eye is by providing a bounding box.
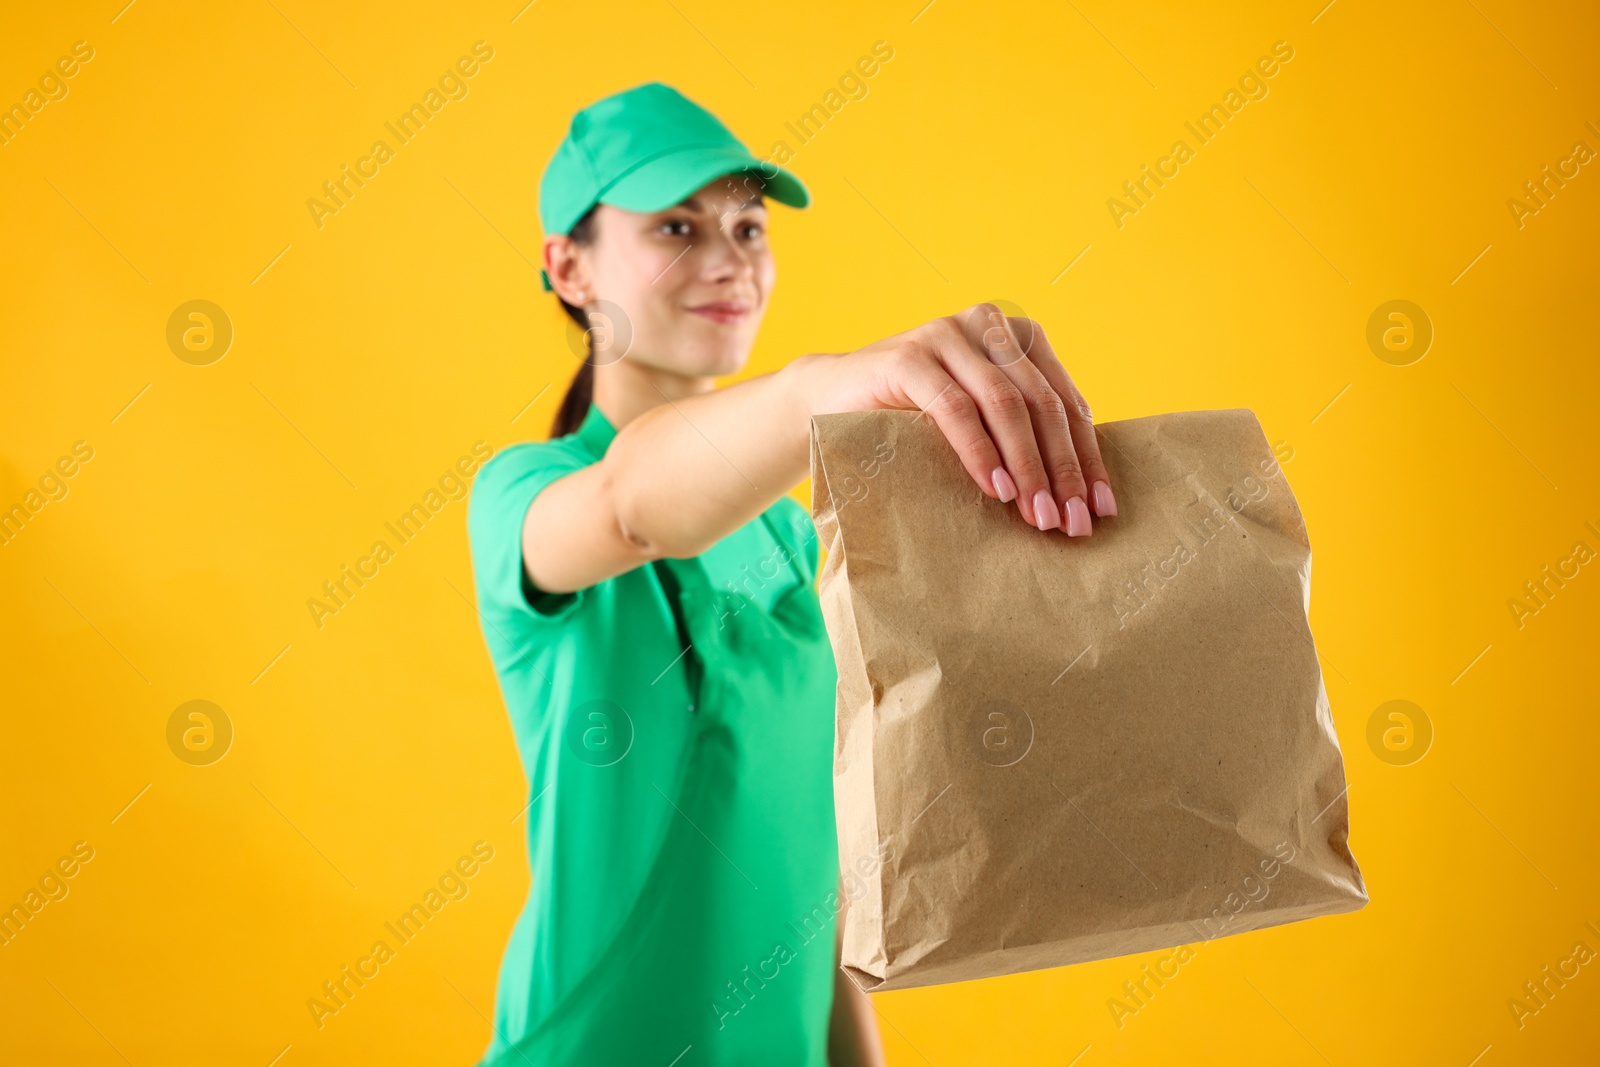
[659,219,692,238]
[738,220,766,240]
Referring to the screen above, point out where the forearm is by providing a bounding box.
[525,303,1111,593]
[829,905,885,1067]
[828,968,883,1067]
[605,354,830,557]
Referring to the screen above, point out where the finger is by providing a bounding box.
[1017,321,1115,527]
[943,308,1058,530]
[892,351,1011,506]
[976,311,1091,536]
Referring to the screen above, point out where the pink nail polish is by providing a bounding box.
[1032,490,1060,531]
[1065,496,1092,536]
[992,466,1017,503]
[1092,480,1117,517]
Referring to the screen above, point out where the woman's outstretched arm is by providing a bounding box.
[522,302,1115,595]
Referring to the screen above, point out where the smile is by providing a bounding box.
[687,303,751,325]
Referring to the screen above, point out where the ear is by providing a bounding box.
[543,233,591,305]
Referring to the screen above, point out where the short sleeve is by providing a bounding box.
[467,441,594,625]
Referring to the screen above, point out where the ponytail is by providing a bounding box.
[550,361,594,438]
[548,204,602,438]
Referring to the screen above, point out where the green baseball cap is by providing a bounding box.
[537,82,810,291]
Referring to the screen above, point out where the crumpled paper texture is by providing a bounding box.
[810,408,1368,992]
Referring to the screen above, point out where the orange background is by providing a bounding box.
[2,0,1597,1063]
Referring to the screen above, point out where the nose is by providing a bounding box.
[697,216,756,285]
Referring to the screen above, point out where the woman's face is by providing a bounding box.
[572,175,775,379]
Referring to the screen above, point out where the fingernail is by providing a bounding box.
[1092,480,1117,517]
[1032,489,1060,531]
[1065,496,1092,537]
[992,466,1017,503]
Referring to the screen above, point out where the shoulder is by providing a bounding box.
[467,437,602,626]
[467,438,598,577]
[469,439,593,525]
[473,437,593,494]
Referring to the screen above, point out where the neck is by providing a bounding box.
[592,357,717,431]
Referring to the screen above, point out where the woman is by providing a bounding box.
[467,82,1115,1066]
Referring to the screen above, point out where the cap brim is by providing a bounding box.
[600,146,810,215]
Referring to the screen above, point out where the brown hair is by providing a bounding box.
[549,204,602,438]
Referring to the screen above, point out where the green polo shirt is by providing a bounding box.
[467,401,840,1064]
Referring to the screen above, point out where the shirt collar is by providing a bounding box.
[573,401,618,458]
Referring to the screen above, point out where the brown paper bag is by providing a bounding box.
[809,408,1368,992]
